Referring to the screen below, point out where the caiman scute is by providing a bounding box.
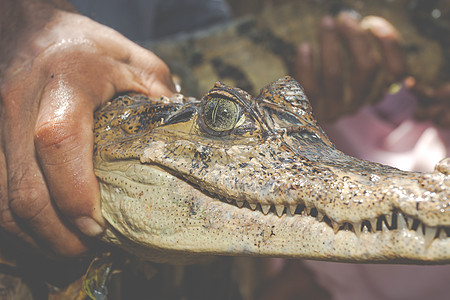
[94,76,450,265]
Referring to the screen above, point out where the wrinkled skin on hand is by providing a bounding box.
[295,12,406,123]
[0,1,175,256]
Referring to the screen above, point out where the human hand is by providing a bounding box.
[295,12,406,123]
[0,2,175,257]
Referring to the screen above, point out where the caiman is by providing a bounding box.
[1,76,448,299]
[94,76,450,265]
[3,1,450,297]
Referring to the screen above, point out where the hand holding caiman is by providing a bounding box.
[94,76,450,265]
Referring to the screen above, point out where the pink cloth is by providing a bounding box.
[305,88,450,300]
[322,87,450,172]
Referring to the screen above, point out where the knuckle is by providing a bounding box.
[8,185,49,222]
[34,120,78,152]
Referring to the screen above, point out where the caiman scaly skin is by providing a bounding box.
[94,76,450,265]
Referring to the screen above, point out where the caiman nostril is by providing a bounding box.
[436,157,450,175]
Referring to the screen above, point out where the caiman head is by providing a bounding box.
[94,76,450,264]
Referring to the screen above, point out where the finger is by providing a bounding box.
[361,16,406,81]
[80,18,176,97]
[337,12,381,109]
[319,16,344,121]
[0,122,28,243]
[34,46,173,239]
[294,43,318,104]
[34,91,104,237]
[7,161,89,256]
[33,57,108,237]
[144,72,177,98]
[126,45,176,97]
[0,80,43,249]
[2,98,89,257]
[295,43,317,96]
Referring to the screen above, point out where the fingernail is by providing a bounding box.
[75,217,104,236]
[360,16,396,38]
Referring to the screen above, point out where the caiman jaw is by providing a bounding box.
[217,192,449,241]
[131,136,450,264]
[94,76,450,265]
[214,180,450,246]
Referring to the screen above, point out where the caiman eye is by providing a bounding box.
[203,97,240,132]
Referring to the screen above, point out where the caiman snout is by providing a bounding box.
[94,76,450,264]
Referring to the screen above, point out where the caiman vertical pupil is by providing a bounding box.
[203,97,239,132]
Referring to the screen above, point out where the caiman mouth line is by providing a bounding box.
[152,156,450,251]
[214,196,450,247]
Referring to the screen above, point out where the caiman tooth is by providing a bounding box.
[416,223,424,238]
[397,213,408,230]
[275,205,284,217]
[236,201,245,208]
[287,205,296,216]
[362,224,369,234]
[439,228,447,239]
[369,219,377,232]
[424,226,437,248]
[301,208,308,216]
[317,211,324,221]
[286,206,292,217]
[406,216,415,230]
[305,203,312,216]
[331,220,340,234]
[353,222,361,238]
[385,213,393,228]
[249,203,257,210]
[382,221,389,233]
[261,204,270,215]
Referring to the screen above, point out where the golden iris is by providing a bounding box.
[203,97,240,132]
